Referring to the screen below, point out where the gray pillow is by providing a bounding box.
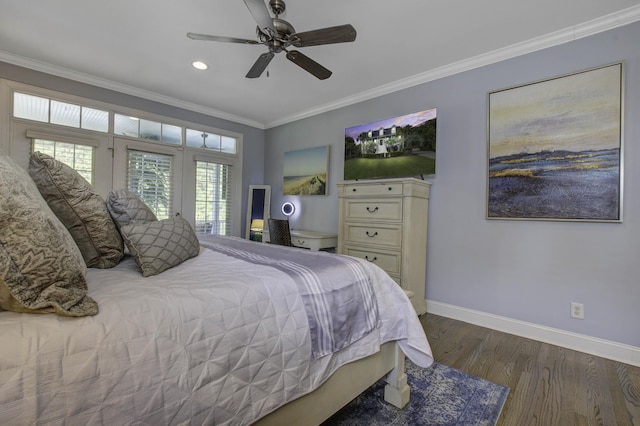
[0,152,98,316]
[120,216,200,277]
[28,152,124,269]
[106,189,157,228]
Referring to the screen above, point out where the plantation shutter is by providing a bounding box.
[126,150,173,220]
[195,159,232,235]
[26,131,97,185]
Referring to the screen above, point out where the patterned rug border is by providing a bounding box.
[323,360,509,426]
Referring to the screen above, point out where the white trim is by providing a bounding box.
[264,4,640,128]
[0,52,265,130]
[25,130,100,147]
[1,6,639,130]
[426,300,640,367]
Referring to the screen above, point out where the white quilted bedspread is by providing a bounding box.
[0,241,432,425]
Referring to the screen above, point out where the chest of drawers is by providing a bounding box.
[337,178,431,314]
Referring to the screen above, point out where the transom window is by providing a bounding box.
[8,82,242,237]
[114,114,182,145]
[186,129,236,154]
[13,92,238,155]
[14,92,109,132]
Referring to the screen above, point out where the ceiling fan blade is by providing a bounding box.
[187,32,259,45]
[246,52,275,78]
[243,0,275,35]
[291,24,357,47]
[285,50,332,80]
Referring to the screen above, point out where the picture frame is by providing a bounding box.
[283,145,329,196]
[344,109,437,180]
[487,62,623,222]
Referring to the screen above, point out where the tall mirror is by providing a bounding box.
[245,185,271,242]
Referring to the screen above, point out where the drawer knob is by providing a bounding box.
[388,187,393,191]
[297,239,305,245]
[366,206,379,213]
[352,188,357,192]
[366,231,378,238]
[365,255,378,262]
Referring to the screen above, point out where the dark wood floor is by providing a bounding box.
[420,313,640,426]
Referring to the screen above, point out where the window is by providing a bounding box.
[14,93,48,122]
[186,129,237,154]
[5,81,242,237]
[14,92,109,132]
[126,150,173,220]
[195,160,232,234]
[32,139,94,184]
[114,114,182,144]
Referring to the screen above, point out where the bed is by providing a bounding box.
[0,151,433,425]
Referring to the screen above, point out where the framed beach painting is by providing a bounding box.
[487,62,623,222]
[283,145,329,196]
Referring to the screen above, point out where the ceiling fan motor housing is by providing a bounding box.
[269,0,286,16]
[256,18,295,52]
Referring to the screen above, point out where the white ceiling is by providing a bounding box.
[1,0,639,129]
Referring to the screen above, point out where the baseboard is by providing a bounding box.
[426,300,640,367]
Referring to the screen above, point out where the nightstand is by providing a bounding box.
[263,229,337,251]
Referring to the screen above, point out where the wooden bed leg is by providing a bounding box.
[383,343,410,408]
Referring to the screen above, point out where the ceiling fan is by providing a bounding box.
[187,0,357,80]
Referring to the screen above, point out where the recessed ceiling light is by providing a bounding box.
[192,61,208,70]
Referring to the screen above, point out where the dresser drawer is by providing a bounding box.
[343,245,401,275]
[343,222,402,248]
[344,199,402,221]
[342,182,404,197]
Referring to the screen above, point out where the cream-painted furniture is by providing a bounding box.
[263,229,338,251]
[337,178,431,315]
[255,341,408,425]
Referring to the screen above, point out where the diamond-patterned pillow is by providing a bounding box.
[106,189,158,229]
[120,216,200,277]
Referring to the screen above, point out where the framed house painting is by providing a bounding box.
[487,62,623,222]
[283,145,329,196]
[344,108,437,180]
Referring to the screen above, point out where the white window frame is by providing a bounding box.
[0,79,244,236]
[113,137,184,219]
[9,122,111,196]
[183,149,240,236]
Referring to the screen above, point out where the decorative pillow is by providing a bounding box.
[120,216,200,277]
[106,188,157,228]
[0,152,98,316]
[28,152,124,269]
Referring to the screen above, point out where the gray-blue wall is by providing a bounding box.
[3,20,636,349]
[265,21,640,348]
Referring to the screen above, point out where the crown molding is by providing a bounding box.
[1,4,639,131]
[265,4,640,129]
[0,51,266,130]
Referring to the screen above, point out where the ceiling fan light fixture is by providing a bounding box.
[192,61,208,70]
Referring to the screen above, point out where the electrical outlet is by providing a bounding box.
[571,302,584,319]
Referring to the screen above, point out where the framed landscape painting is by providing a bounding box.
[487,62,623,222]
[283,145,329,196]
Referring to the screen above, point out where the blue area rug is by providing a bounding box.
[322,361,509,426]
